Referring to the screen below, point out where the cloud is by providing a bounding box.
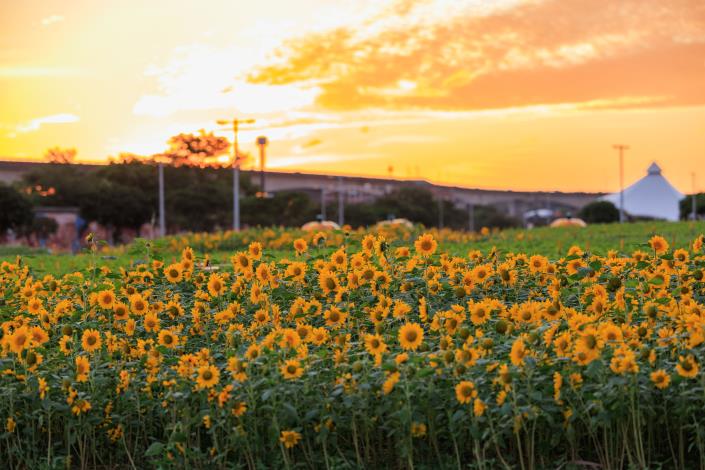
[133,43,317,117]
[249,0,705,111]
[15,113,79,133]
[41,15,64,26]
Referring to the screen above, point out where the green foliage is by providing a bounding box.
[680,193,705,220]
[579,200,620,224]
[0,183,33,234]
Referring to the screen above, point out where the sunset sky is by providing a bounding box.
[1,0,704,192]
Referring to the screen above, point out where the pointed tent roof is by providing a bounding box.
[600,162,684,221]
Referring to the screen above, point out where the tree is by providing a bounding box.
[160,130,230,167]
[44,147,77,164]
[579,200,620,224]
[679,194,705,220]
[0,183,34,235]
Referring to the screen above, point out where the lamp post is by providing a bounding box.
[337,176,344,227]
[158,161,165,237]
[217,118,255,231]
[692,172,697,221]
[256,136,268,197]
[613,144,629,223]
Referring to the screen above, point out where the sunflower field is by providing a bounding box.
[3,229,705,469]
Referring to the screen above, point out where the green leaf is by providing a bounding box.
[145,442,164,457]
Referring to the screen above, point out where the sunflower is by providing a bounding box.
[113,302,129,320]
[324,307,347,329]
[8,326,30,354]
[231,252,252,273]
[245,344,261,360]
[27,297,43,315]
[364,334,387,356]
[414,233,437,257]
[293,238,308,255]
[455,380,477,404]
[207,273,226,297]
[280,430,302,449]
[144,312,160,333]
[398,322,424,351]
[129,294,148,316]
[164,263,183,283]
[180,246,193,262]
[649,235,669,254]
[280,359,304,380]
[158,329,179,349]
[232,401,247,417]
[97,290,116,309]
[196,364,220,389]
[676,355,699,378]
[509,338,528,366]
[330,249,347,270]
[255,263,274,284]
[469,302,490,325]
[248,241,263,260]
[650,369,671,389]
[382,372,400,394]
[319,270,339,295]
[81,329,102,353]
[30,326,49,345]
[75,356,90,382]
[528,255,548,273]
[285,262,306,282]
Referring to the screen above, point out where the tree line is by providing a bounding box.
[0,159,523,243]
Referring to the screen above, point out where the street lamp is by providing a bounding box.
[612,144,629,223]
[256,136,268,198]
[217,118,255,231]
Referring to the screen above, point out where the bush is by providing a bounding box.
[579,200,620,224]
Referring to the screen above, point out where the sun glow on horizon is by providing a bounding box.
[1,0,703,193]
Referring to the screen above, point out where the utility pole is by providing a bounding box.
[337,176,344,227]
[217,117,255,231]
[256,136,268,198]
[613,144,629,223]
[158,162,165,237]
[320,186,326,221]
[692,172,698,220]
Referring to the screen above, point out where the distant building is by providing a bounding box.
[601,162,684,221]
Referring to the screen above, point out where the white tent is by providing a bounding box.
[601,162,684,221]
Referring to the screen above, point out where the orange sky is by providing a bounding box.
[1,0,704,192]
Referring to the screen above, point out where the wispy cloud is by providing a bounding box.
[249,0,705,111]
[15,113,79,133]
[41,15,64,27]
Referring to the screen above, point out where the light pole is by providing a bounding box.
[613,144,629,223]
[337,176,344,227]
[320,186,326,221]
[217,118,255,231]
[158,161,165,237]
[692,172,697,220]
[256,136,268,198]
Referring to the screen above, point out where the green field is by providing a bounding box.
[4,221,704,275]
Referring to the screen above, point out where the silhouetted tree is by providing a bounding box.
[579,200,620,224]
[680,194,705,220]
[0,183,34,235]
[44,147,77,164]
